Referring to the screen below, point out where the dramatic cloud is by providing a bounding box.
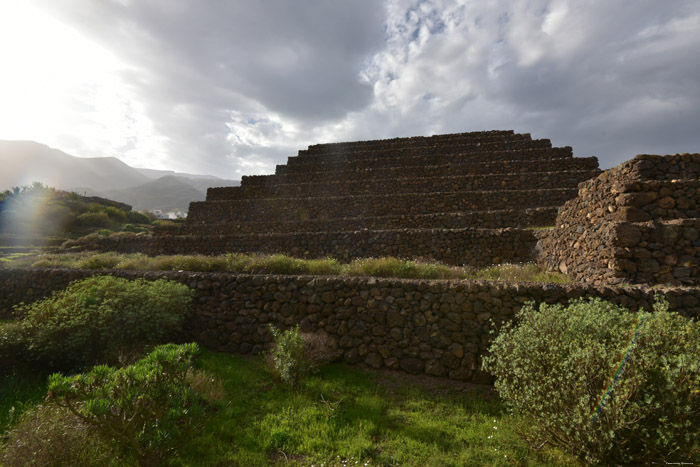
[13,0,700,175]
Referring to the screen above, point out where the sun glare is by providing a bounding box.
[0,1,160,165]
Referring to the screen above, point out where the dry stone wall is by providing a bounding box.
[1,268,697,383]
[187,188,577,225]
[241,157,600,186]
[206,170,599,202]
[538,154,700,286]
[155,207,558,237]
[77,227,537,267]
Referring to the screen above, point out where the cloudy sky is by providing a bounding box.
[1,0,698,178]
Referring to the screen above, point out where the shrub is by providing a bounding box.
[104,206,127,223]
[267,325,335,387]
[76,212,112,228]
[0,322,28,375]
[126,211,151,224]
[47,343,206,466]
[76,253,121,269]
[15,276,193,369]
[482,298,700,464]
[0,404,117,467]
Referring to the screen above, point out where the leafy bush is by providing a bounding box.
[14,276,193,369]
[0,322,27,375]
[104,206,127,223]
[267,325,335,387]
[482,298,700,464]
[76,253,122,269]
[46,343,207,466]
[76,211,112,228]
[0,403,117,467]
[126,211,151,224]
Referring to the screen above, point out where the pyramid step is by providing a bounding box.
[145,227,538,267]
[303,129,517,155]
[241,157,599,186]
[154,207,558,237]
[187,188,577,224]
[296,143,567,167]
[302,132,538,156]
[282,147,571,174]
[209,170,599,201]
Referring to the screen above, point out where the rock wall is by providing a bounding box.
[207,170,599,202]
[1,268,697,383]
[538,154,700,285]
[187,188,577,225]
[75,227,538,267]
[154,207,558,236]
[241,157,600,186]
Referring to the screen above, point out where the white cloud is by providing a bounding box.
[2,0,699,176]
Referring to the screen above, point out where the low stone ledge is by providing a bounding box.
[187,188,577,225]
[154,207,558,237]
[208,170,599,202]
[241,157,600,186]
[1,268,697,384]
[79,227,539,267]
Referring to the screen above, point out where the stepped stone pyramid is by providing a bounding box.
[155,130,600,266]
[539,154,700,286]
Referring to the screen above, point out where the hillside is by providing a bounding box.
[0,140,239,212]
[103,176,207,212]
[0,141,149,191]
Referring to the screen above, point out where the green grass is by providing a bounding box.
[9,251,571,284]
[0,350,582,466]
[174,350,582,466]
[0,371,48,434]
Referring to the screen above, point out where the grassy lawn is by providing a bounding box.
[6,251,571,284]
[0,350,581,466]
[173,351,580,466]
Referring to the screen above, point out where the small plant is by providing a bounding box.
[0,403,117,467]
[46,343,206,467]
[483,297,700,465]
[267,325,334,386]
[14,275,193,370]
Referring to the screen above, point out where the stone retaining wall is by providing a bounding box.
[539,154,700,286]
[77,227,538,266]
[208,170,598,202]
[187,189,577,225]
[287,146,573,166]
[154,207,557,237]
[301,136,550,157]
[241,157,599,186]
[1,268,697,383]
[279,147,565,174]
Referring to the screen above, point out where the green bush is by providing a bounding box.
[76,212,112,228]
[267,325,334,387]
[126,211,151,224]
[0,322,28,375]
[104,206,127,223]
[482,298,700,464]
[47,343,205,466]
[0,404,117,467]
[14,276,193,369]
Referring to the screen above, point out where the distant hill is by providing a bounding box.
[103,176,206,212]
[0,140,239,213]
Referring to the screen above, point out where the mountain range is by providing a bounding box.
[0,140,239,213]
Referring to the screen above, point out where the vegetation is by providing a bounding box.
[46,343,214,466]
[0,182,151,242]
[1,350,581,466]
[483,298,700,465]
[267,325,336,387]
[13,250,571,283]
[2,276,193,371]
